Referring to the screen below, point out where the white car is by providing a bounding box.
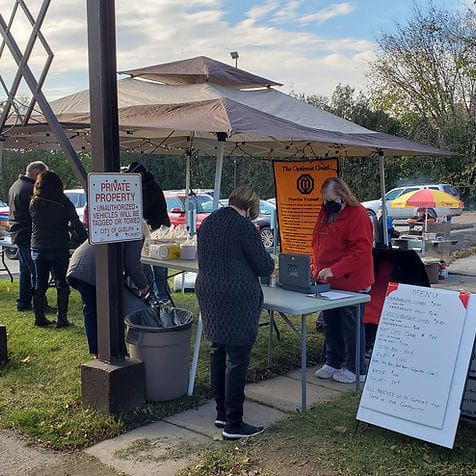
[361,184,462,220]
[64,189,87,222]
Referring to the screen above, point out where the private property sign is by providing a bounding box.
[87,173,143,245]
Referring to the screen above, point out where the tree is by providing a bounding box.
[370,1,476,204]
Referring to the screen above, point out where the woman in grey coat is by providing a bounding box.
[196,186,274,440]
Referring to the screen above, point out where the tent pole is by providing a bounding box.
[378,151,389,247]
[0,141,4,200]
[213,136,226,210]
[185,152,191,230]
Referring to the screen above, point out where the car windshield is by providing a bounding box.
[259,201,275,215]
[385,189,403,201]
[443,185,459,197]
[167,195,217,214]
[65,192,86,208]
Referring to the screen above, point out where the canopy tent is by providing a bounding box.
[1,56,453,243]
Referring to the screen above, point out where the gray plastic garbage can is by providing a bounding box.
[125,308,194,402]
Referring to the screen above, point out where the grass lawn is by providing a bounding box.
[0,280,323,450]
[182,392,476,476]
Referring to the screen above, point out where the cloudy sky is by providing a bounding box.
[0,0,467,101]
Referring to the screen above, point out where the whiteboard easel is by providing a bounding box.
[357,283,476,448]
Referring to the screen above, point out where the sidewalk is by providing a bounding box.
[85,365,352,476]
[448,254,476,277]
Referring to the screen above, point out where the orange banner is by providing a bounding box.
[273,159,338,255]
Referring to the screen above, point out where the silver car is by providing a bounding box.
[361,184,461,220]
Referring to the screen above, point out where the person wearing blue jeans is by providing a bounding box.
[8,161,48,312]
[153,265,171,302]
[67,276,97,354]
[67,240,149,355]
[16,245,36,311]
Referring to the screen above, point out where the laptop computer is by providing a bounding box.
[279,253,330,294]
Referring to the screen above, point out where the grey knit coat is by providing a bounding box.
[195,207,275,345]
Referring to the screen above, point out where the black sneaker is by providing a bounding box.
[223,422,264,440]
[17,305,33,312]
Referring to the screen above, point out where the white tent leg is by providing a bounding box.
[213,141,225,210]
[379,152,390,247]
[185,153,191,231]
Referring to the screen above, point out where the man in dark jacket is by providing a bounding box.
[8,161,50,311]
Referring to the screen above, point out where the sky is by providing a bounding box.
[0,0,470,101]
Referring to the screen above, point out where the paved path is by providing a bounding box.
[85,366,351,476]
[0,430,120,476]
[449,254,476,277]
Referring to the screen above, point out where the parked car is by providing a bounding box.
[0,200,9,232]
[220,199,278,248]
[64,189,87,223]
[165,192,218,230]
[361,184,462,220]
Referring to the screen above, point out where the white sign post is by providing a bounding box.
[87,173,143,245]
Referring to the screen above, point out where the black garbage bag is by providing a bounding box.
[125,307,193,333]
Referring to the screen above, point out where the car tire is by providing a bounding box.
[367,209,376,220]
[4,247,18,260]
[260,227,274,248]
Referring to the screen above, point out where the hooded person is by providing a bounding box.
[124,162,171,302]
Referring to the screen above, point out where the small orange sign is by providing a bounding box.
[273,159,338,255]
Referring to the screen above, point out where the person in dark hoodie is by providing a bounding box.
[29,171,87,327]
[125,162,171,302]
[9,161,54,313]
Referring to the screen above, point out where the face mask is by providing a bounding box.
[324,200,342,215]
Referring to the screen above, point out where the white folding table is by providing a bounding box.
[141,256,370,410]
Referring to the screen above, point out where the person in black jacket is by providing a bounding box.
[196,186,274,440]
[125,162,171,301]
[9,161,49,311]
[30,171,87,327]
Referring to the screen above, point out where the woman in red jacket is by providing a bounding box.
[312,177,374,384]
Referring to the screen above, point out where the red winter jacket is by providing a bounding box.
[311,204,374,292]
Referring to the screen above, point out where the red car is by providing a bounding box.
[165,192,217,230]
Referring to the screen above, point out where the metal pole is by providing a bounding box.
[378,151,389,247]
[213,139,225,210]
[185,152,191,230]
[0,14,87,188]
[0,140,4,200]
[87,0,125,363]
[233,158,237,189]
[355,304,361,392]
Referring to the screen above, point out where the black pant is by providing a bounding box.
[31,249,69,291]
[322,303,367,375]
[210,342,252,427]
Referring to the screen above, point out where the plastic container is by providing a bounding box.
[125,308,194,401]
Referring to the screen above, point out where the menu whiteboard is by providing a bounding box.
[357,283,476,448]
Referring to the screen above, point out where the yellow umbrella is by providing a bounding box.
[391,189,463,209]
[391,189,464,232]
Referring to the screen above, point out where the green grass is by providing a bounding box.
[0,280,323,450]
[182,392,476,476]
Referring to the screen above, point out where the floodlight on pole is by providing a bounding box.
[230,51,239,68]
